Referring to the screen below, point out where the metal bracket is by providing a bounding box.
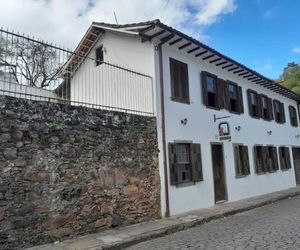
[213,114,231,123]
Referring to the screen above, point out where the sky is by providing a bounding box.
[0,0,299,79]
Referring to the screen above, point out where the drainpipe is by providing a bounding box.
[157,43,170,217]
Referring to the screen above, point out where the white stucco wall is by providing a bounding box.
[157,44,299,216]
[70,31,156,115]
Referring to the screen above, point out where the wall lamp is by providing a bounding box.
[296,135,300,139]
[267,130,272,135]
[235,126,241,131]
[181,118,188,125]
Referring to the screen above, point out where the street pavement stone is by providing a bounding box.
[127,196,300,250]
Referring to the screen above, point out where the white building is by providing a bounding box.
[66,20,300,217]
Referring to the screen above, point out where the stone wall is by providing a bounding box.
[0,96,160,250]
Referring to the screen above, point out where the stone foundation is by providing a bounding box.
[0,96,160,250]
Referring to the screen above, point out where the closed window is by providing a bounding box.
[168,143,203,185]
[260,94,273,121]
[233,144,250,177]
[201,71,219,109]
[265,146,279,172]
[289,105,298,127]
[254,146,279,174]
[169,58,190,104]
[95,46,104,66]
[279,147,291,170]
[247,90,260,118]
[254,145,266,173]
[273,99,285,124]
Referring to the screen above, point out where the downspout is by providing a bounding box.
[157,43,170,217]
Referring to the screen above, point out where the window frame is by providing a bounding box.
[273,99,285,124]
[201,71,220,110]
[260,94,273,121]
[289,105,298,127]
[279,146,292,170]
[169,58,190,104]
[247,89,260,119]
[168,142,203,186]
[233,143,250,178]
[227,81,240,114]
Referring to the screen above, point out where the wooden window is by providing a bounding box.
[289,105,298,127]
[273,99,285,124]
[233,144,250,177]
[265,146,279,172]
[168,143,203,185]
[254,145,266,173]
[95,46,104,66]
[201,71,219,109]
[260,94,273,121]
[169,58,190,104]
[279,147,292,170]
[227,81,244,114]
[247,89,260,118]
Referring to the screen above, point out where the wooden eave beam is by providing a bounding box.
[210,58,222,63]
[169,38,183,45]
[216,61,228,66]
[188,47,200,54]
[222,63,234,69]
[233,69,244,74]
[195,50,208,57]
[148,29,166,40]
[160,33,175,44]
[202,54,215,60]
[228,66,239,72]
[179,42,192,50]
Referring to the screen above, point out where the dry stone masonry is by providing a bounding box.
[0,96,160,250]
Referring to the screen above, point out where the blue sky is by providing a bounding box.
[203,0,300,79]
[0,0,299,80]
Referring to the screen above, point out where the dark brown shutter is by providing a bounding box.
[201,71,208,106]
[262,147,269,172]
[237,86,244,114]
[280,102,285,123]
[247,89,253,116]
[169,59,176,99]
[234,145,242,176]
[271,147,279,171]
[181,62,189,102]
[223,80,230,111]
[242,146,250,175]
[168,143,178,185]
[279,148,285,170]
[289,106,293,126]
[257,93,262,118]
[254,146,262,173]
[218,79,225,109]
[191,143,203,181]
[267,98,274,120]
[284,147,291,169]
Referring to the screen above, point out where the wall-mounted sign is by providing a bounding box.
[218,122,231,141]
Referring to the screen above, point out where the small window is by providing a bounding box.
[289,105,298,127]
[279,147,291,170]
[169,143,203,185]
[233,144,250,177]
[260,95,273,121]
[273,100,285,124]
[229,83,238,113]
[201,71,219,109]
[169,58,189,104]
[96,46,104,66]
[247,89,260,118]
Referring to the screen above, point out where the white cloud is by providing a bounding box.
[0,0,237,49]
[293,47,300,54]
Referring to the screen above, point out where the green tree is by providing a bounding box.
[281,62,300,95]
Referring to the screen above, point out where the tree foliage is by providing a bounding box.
[281,62,300,95]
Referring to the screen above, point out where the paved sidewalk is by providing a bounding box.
[27,186,300,250]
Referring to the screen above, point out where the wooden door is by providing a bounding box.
[211,144,227,203]
[292,147,300,184]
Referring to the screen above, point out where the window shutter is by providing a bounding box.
[223,80,230,111]
[168,143,178,185]
[289,106,293,126]
[284,147,291,169]
[191,143,203,182]
[169,59,176,99]
[234,145,242,176]
[280,103,286,123]
[267,98,274,120]
[279,148,286,170]
[237,86,244,114]
[271,147,279,171]
[247,89,253,116]
[242,146,250,175]
[257,94,262,118]
[262,147,269,172]
[254,146,262,173]
[180,63,190,102]
[201,72,208,106]
[218,79,225,109]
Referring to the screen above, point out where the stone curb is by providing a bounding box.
[103,189,300,250]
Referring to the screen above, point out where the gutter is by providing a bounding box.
[157,43,170,217]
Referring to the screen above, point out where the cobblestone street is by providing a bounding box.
[127,196,300,250]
